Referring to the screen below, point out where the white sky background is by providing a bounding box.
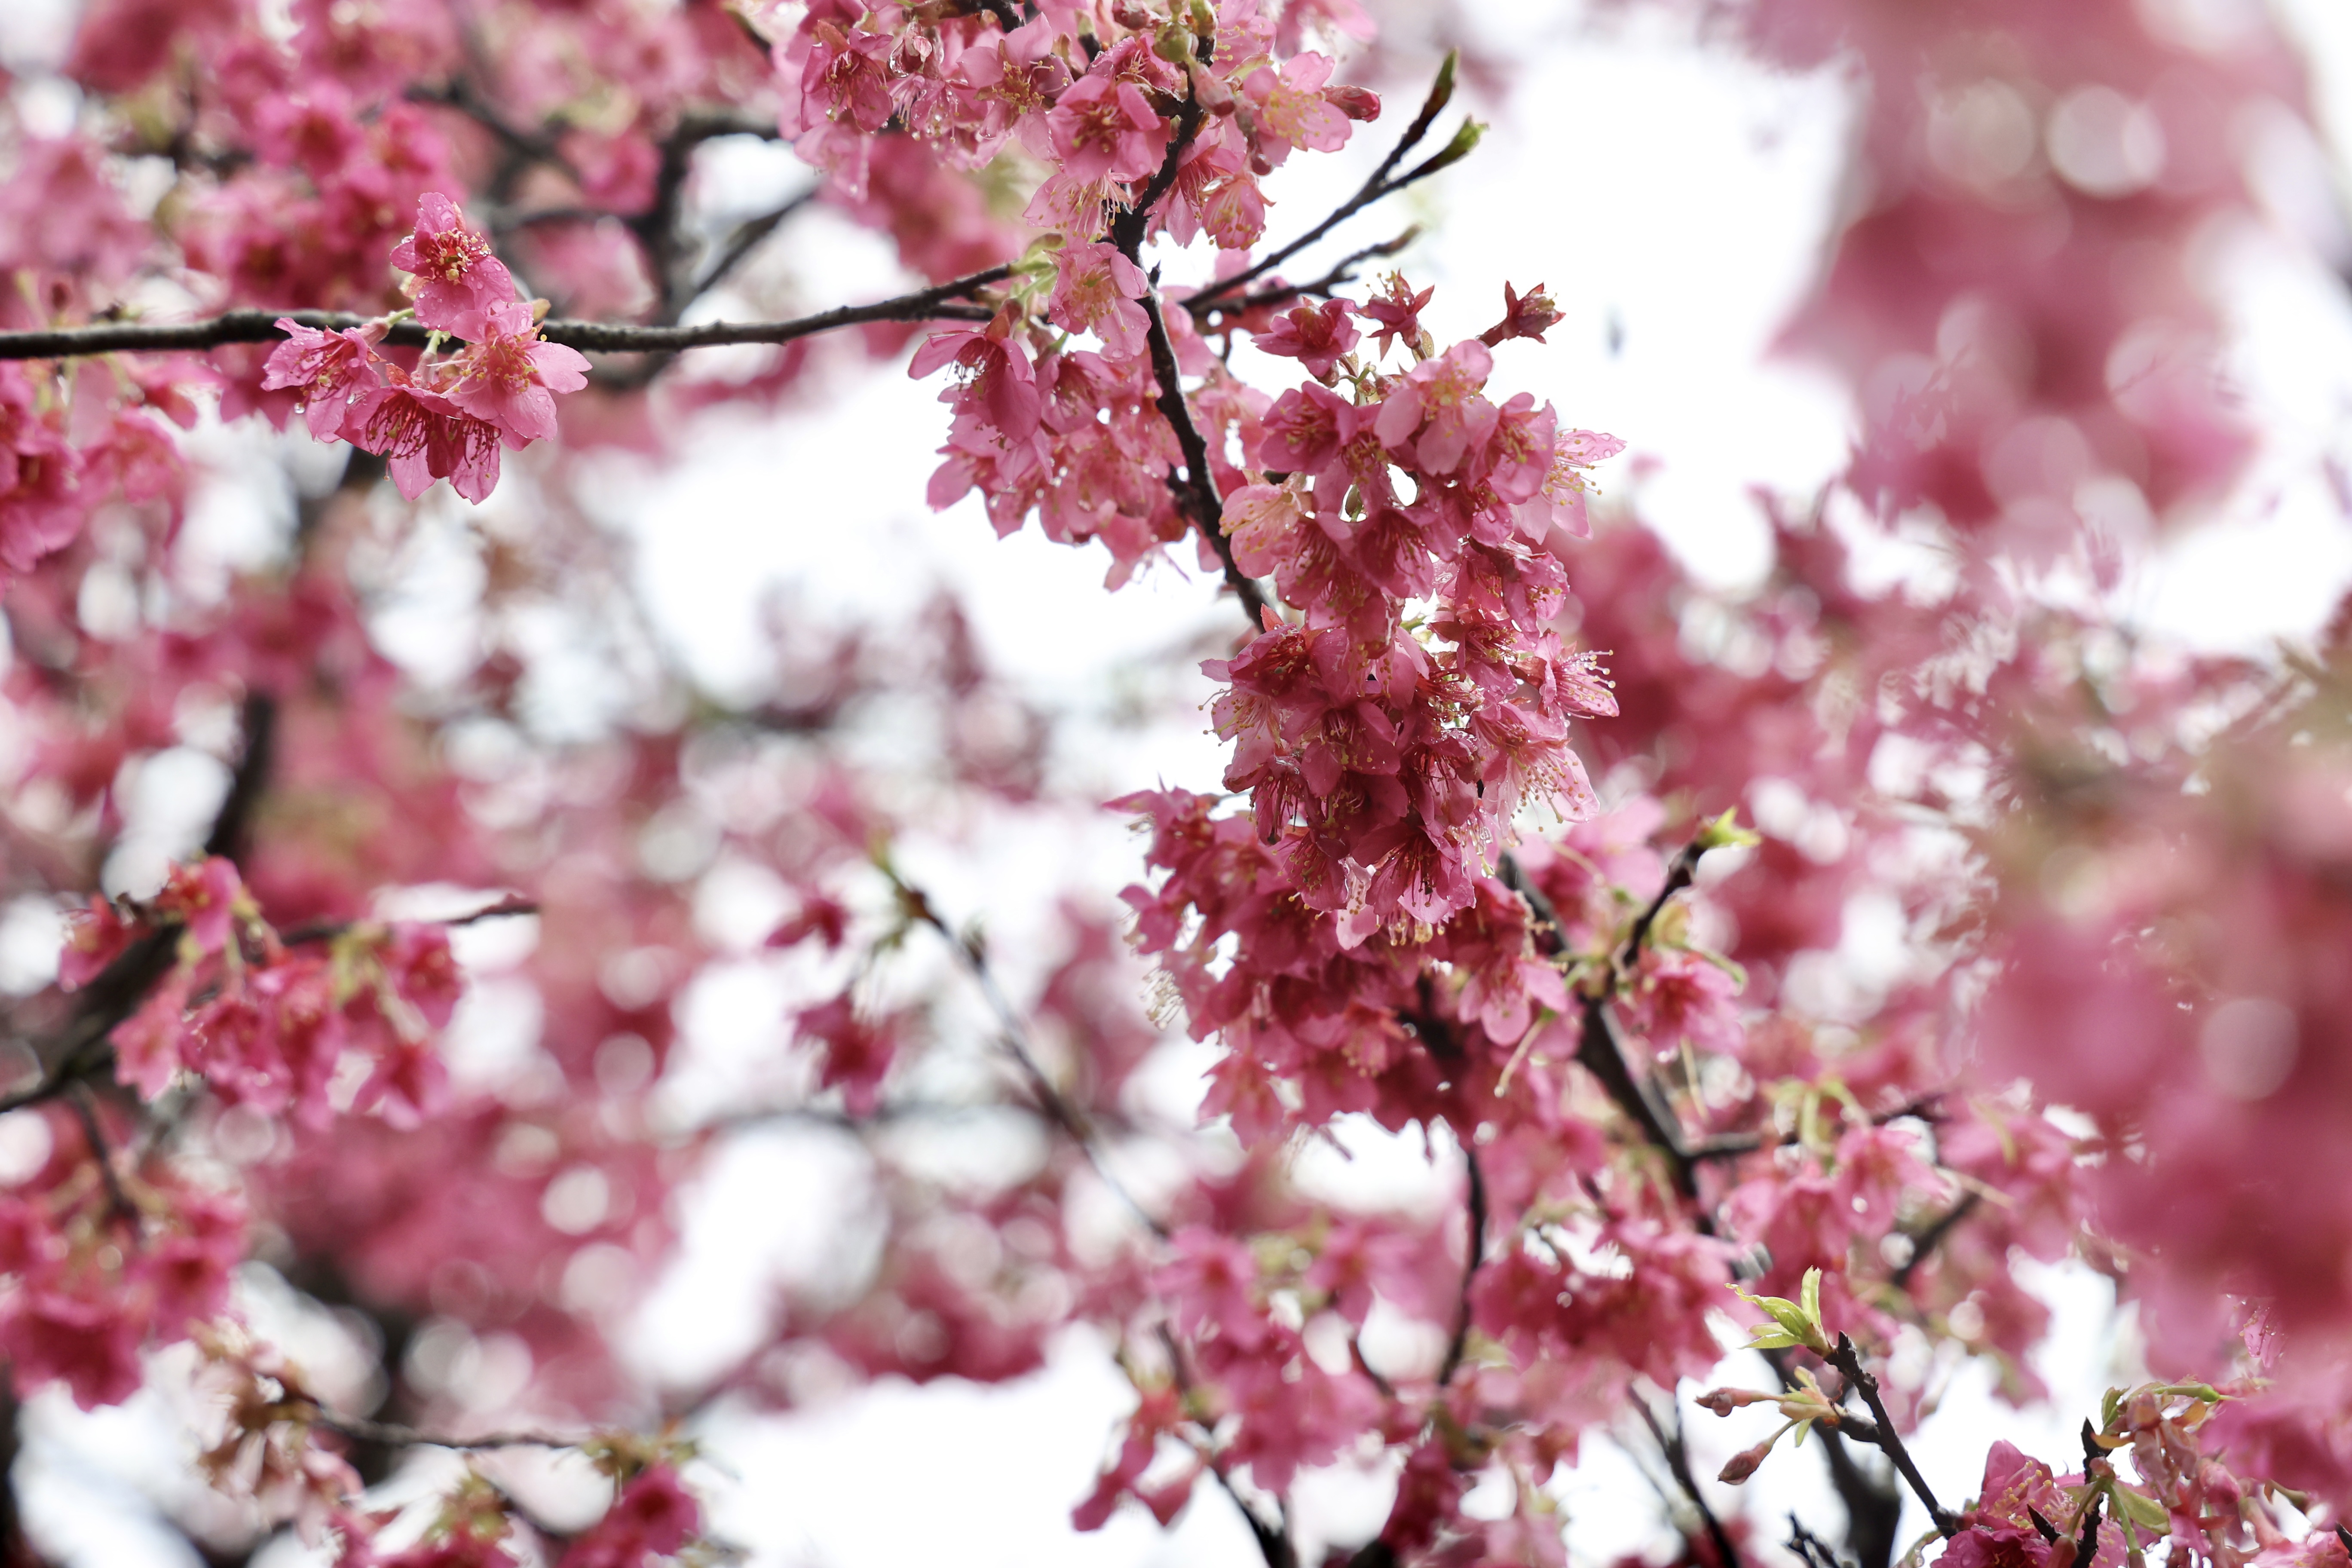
[8,1,2352,1565]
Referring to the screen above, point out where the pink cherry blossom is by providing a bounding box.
[442,303,592,447]
[389,193,516,333]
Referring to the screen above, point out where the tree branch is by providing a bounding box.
[301,1406,576,1453]
[1188,54,1470,313]
[1497,852,1699,1193]
[1437,1142,1488,1385]
[887,873,1169,1240]
[1826,1335,1959,1538]
[1889,1191,1980,1292]
[0,268,1011,363]
[1635,1393,1743,1568]
[1188,230,1418,323]
[1135,290,1272,625]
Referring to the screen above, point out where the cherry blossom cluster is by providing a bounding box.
[0,1105,244,1411]
[64,858,468,1127]
[261,196,591,503]
[4,0,2352,1564]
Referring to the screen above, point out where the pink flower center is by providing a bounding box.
[413,227,493,284]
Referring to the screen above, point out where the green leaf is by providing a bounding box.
[1695,808,1762,852]
[2100,1387,2123,1429]
[2114,1488,2170,1532]
[1745,1327,1803,1351]
[1801,1267,1823,1333]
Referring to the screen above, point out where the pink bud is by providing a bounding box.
[1325,85,1382,122]
[1718,1441,1773,1485]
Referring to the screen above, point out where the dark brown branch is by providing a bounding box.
[692,189,820,300]
[1188,55,1468,312]
[1619,839,1702,977]
[0,679,278,1115]
[302,1406,575,1452]
[1827,1335,1958,1537]
[1136,290,1272,626]
[407,80,578,185]
[1788,1515,1848,1568]
[1437,1142,1488,1384]
[277,894,538,948]
[1889,1191,1981,1291]
[67,1083,138,1231]
[205,692,276,865]
[1189,230,1418,322]
[1101,60,1276,628]
[1814,1427,1903,1568]
[0,1387,40,1568]
[1635,1395,1743,1568]
[0,268,1011,363]
[1496,852,1699,1193]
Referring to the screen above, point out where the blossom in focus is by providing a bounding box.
[389,193,515,331]
[442,302,592,447]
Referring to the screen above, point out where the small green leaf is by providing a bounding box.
[1695,808,1762,853]
[1801,1267,1823,1332]
[2114,1488,2170,1532]
[1746,1327,1803,1351]
[2100,1387,2123,1429]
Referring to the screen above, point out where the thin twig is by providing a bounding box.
[277,895,539,948]
[0,268,1011,362]
[1618,839,1702,978]
[1889,1191,1981,1291]
[1136,290,1271,625]
[1634,1394,1743,1568]
[1497,852,1699,1193]
[1103,61,1276,627]
[889,876,1169,1240]
[1436,1142,1488,1384]
[1188,230,1417,321]
[1188,55,1467,312]
[67,1083,139,1232]
[303,1407,576,1452]
[1827,1335,1959,1537]
[1788,1515,1848,1568]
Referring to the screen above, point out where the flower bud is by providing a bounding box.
[1190,63,1237,116]
[1325,85,1382,122]
[1718,1440,1773,1485]
[1696,1387,1766,1417]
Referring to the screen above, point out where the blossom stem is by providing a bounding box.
[1498,852,1699,1192]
